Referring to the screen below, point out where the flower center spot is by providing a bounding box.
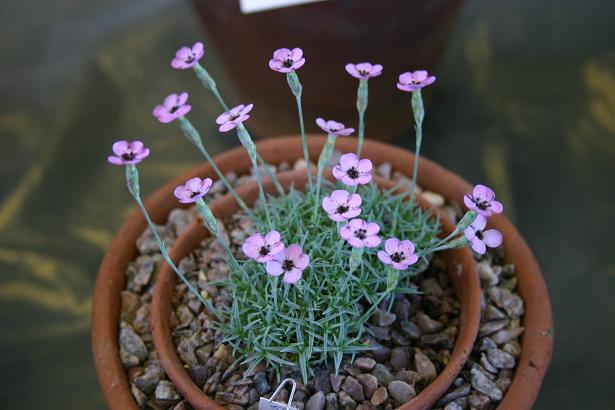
[121,152,136,160]
[282,259,295,271]
[190,191,200,198]
[347,167,359,179]
[259,245,270,256]
[355,228,367,240]
[391,252,404,263]
[170,105,179,114]
[476,230,484,240]
[283,59,294,68]
[336,205,349,214]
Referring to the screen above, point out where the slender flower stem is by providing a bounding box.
[356,79,368,157]
[124,165,219,317]
[177,117,253,216]
[287,71,313,191]
[193,62,284,195]
[194,198,241,266]
[237,125,273,230]
[409,89,425,209]
[312,133,337,220]
[425,211,477,253]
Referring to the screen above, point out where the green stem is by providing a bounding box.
[194,198,241,267]
[287,71,313,191]
[125,165,219,317]
[193,62,283,195]
[237,125,273,230]
[178,117,252,216]
[409,89,425,209]
[349,247,364,273]
[356,79,368,157]
[312,134,337,220]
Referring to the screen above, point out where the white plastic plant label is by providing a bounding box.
[240,0,327,14]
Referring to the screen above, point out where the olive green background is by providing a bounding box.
[1,0,614,408]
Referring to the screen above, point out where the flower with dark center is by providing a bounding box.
[243,231,285,263]
[173,177,213,204]
[215,104,254,132]
[333,153,372,186]
[266,244,309,284]
[463,184,504,217]
[269,48,305,73]
[322,189,362,222]
[108,140,150,166]
[340,218,381,248]
[171,42,204,70]
[315,118,354,137]
[152,92,192,123]
[378,238,419,270]
[345,62,383,80]
[397,70,436,92]
[464,215,503,255]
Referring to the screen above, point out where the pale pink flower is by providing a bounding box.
[464,184,504,217]
[269,48,305,73]
[171,42,204,69]
[464,215,503,255]
[108,140,150,165]
[242,231,285,263]
[378,238,419,270]
[266,244,309,284]
[322,190,362,222]
[332,153,372,186]
[216,104,253,132]
[340,219,382,248]
[345,62,383,80]
[397,70,436,92]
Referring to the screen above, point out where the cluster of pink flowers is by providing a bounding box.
[243,232,309,284]
[463,185,504,254]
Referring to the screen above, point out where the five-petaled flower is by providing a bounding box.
[397,70,436,92]
[378,238,419,270]
[173,177,213,204]
[269,48,306,73]
[315,118,355,136]
[153,92,192,123]
[464,184,504,217]
[322,190,362,222]
[243,231,285,263]
[340,219,382,248]
[216,104,254,132]
[171,42,204,69]
[266,244,309,284]
[333,153,372,186]
[345,62,383,80]
[464,215,503,255]
[108,140,150,165]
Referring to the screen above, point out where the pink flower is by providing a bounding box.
[268,48,305,73]
[216,104,253,132]
[464,215,503,255]
[378,238,419,270]
[397,70,436,92]
[152,92,192,123]
[464,184,504,217]
[332,153,372,186]
[340,219,382,248]
[242,231,285,263]
[345,62,383,80]
[173,177,213,204]
[266,244,309,284]
[171,42,204,69]
[108,140,150,165]
[315,118,354,137]
[322,190,362,222]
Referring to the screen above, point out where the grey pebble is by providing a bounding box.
[305,391,326,410]
[470,367,503,402]
[388,380,415,404]
[486,348,516,369]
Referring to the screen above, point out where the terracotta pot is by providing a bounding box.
[92,136,553,409]
[151,168,480,410]
[191,0,463,139]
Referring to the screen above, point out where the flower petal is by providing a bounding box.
[363,235,382,248]
[482,229,503,248]
[266,260,284,276]
[112,141,129,156]
[471,237,486,254]
[384,238,400,254]
[378,251,391,265]
[339,153,358,170]
[283,268,302,284]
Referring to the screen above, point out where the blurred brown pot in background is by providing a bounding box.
[191,0,463,139]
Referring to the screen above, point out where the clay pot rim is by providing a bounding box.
[151,168,480,410]
[91,135,553,410]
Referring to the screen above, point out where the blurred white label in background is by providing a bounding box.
[240,0,326,14]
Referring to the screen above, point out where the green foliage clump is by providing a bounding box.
[216,180,440,381]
